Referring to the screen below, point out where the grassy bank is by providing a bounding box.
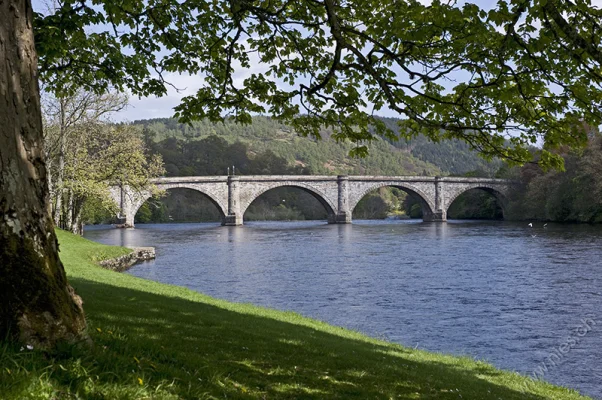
[0,230,590,399]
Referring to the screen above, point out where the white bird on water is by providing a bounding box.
[528,223,533,227]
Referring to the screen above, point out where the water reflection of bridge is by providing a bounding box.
[110,175,513,227]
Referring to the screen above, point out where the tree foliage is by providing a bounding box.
[44,104,164,233]
[506,132,602,222]
[147,133,308,176]
[35,0,602,170]
[447,190,504,220]
[42,90,128,228]
[354,188,405,219]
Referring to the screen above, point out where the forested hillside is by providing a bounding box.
[375,117,503,176]
[132,117,444,177]
[124,117,502,223]
[504,134,602,223]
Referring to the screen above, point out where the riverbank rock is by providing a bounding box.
[99,247,155,272]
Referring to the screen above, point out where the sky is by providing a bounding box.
[31,0,602,123]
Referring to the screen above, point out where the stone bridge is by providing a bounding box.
[109,175,514,227]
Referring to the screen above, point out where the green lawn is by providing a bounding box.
[0,230,591,399]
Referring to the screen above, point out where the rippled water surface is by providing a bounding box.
[84,220,602,398]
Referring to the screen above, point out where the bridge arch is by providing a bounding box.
[239,182,337,221]
[132,183,228,222]
[349,182,437,220]
[445,184,508,218]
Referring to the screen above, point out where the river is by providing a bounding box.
[83,220,602,398]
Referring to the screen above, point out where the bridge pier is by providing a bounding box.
[423,210,447,222]
[111,185,138,228]
[222,214,243,226]
[124,213,135,228]
[331,211,352,224]
[332,175,352,223]
[224,176,243,226]
[427,177,447,222]
[114,212,135,228]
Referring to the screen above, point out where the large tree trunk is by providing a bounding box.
[0,0,87,347]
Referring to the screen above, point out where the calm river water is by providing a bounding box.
[84,220,602,398]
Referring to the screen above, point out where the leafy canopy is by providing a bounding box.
[35,0,602,169]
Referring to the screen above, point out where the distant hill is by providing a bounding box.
[374,117,503,176]
[129,116,500,177]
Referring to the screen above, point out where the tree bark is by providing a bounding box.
[0,0,87,347]
[65,189,74,230]
[52,98,66,226]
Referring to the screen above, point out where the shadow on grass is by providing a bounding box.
[2,276,581,399]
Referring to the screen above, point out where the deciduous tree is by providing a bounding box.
[42,90,164,234]
[42,90,128,226]
[45,122,164,234]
